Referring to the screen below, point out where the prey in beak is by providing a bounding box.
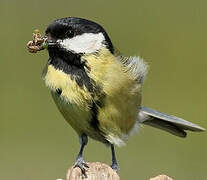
[27,29,57,53]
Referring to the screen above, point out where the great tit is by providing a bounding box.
[39,17,205,173]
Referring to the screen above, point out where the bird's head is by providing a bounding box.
[45,17,114,61]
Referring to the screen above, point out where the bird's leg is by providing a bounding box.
[74,134,89,174]
[111,144,119,172]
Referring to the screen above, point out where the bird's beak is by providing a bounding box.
[47,39,57,46]
[44,34,57,47]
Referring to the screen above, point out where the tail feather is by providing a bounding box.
[138,106,205,137]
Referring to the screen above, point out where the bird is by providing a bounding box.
[39,17,205,173]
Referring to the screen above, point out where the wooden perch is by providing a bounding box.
[150,175,173,180]
[66,162,120,180]
[65,162,173,180]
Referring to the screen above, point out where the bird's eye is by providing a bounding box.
[66,27,74,38]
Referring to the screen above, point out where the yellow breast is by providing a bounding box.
[42,49,142,146]
[42,64,93,135]
[42,64,92,107]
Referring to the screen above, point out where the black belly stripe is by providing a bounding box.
[89,93,105,131]
[90,101,99,131]
[48,52,107,134]
[56,88,62,95]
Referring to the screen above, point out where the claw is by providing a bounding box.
[111,163,119,173]
[74,157,89,174]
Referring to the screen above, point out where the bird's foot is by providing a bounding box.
[111,163,119,173]
[74,157,89,175]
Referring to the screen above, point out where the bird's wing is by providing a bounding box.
[138,106,205,137]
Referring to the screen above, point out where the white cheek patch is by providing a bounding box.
[58,32,105,54]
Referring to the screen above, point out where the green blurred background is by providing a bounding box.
[1,0,207,179]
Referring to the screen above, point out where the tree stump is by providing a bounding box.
[150,175,173,180]
[66,162,120,180]
[64,162,173,180]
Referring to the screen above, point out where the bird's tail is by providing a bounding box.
[138,107,205,137]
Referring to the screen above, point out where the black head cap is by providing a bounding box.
[45,17,114,54]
